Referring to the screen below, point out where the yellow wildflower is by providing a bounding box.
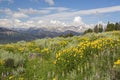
[19,77,24,80]
[0,59,4,65]
[114,60,120,65]
[53,78,56,80]
[9,75,14,80]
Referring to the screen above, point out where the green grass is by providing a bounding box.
[0,31,120,80]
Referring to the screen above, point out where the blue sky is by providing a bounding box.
[0,0,120,29]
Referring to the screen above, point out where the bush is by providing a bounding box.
[113,59,120,79]
[4,58,14,68]
[55,47,82,74]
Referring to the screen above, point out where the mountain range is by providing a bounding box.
[0,26,82,44]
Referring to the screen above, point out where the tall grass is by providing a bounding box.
[0,31,120,80]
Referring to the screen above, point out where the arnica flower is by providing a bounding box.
[0,59,4,65]
[114,59,120,65]
[9,75,14,80]
[53,60,56,64]
[113,59,120,68]
[113,65,116,68]
[19,77,24,80]
[53,77,57,80]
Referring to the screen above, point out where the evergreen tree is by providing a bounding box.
[115,22,120,30]
[105,22,115,31]
[94,25,99,33]
[65,33,74,37]
[98,24,103,32]
[83,28,93,34]
[59,34,64,37]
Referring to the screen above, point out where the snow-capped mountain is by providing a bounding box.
[0,26,83,43]
[24,24,92,33]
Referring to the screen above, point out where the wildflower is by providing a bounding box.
[53,60,56,64]
[0,59,4,65]
[53,78,56,80]
[9,75,14,80]
[113,65,116,68]
[19,77,24,80]
[114,60,120,65]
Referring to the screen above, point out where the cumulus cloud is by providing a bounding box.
[71,16,94,32]
[0,19,13,27]
[1,6,120,32]
[0,8,29,19]
[73,16,83,25]
[50,20,67,26]
[0,8,12,15]
[3,6,120,21]
[13,19,23,27]
[13,12,29,18]
[44,0,54,5]
[0,16,95,32]
[38,20,43,24]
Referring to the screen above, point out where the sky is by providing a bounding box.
[0,0,120,29]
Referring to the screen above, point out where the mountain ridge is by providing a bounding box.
[0,26,82,44]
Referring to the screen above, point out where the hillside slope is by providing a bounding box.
[0,31,120,80]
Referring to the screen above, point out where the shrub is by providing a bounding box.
[54,47,82,74]
[113,59,120,79]
[4,58,14,68]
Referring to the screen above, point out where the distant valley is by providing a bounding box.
[0,27,82,44]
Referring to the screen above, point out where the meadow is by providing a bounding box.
[0,31,120,80]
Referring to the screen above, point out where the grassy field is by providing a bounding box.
[0,31,120,80]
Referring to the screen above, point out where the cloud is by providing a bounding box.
[38,20,43,24]
[71,16,93,31]
[18,8,51,15]
[44,0,54,5]
[50,20,67,26]
[31,0,55,5]
[0,16,93,32]
[34,5,120,21]
[1,6,119,32]
[0,8,29,19]
[0,8,12,15]
[3,5,120,21]
[73,16,83,24]
[44,7,69,12]
[75,5,120,15]
[13,19,23,27]
[13,12,29,18]
[17,7,70,15]
[0,19,13,27]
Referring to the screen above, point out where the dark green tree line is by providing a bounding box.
[84,22,120,34]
